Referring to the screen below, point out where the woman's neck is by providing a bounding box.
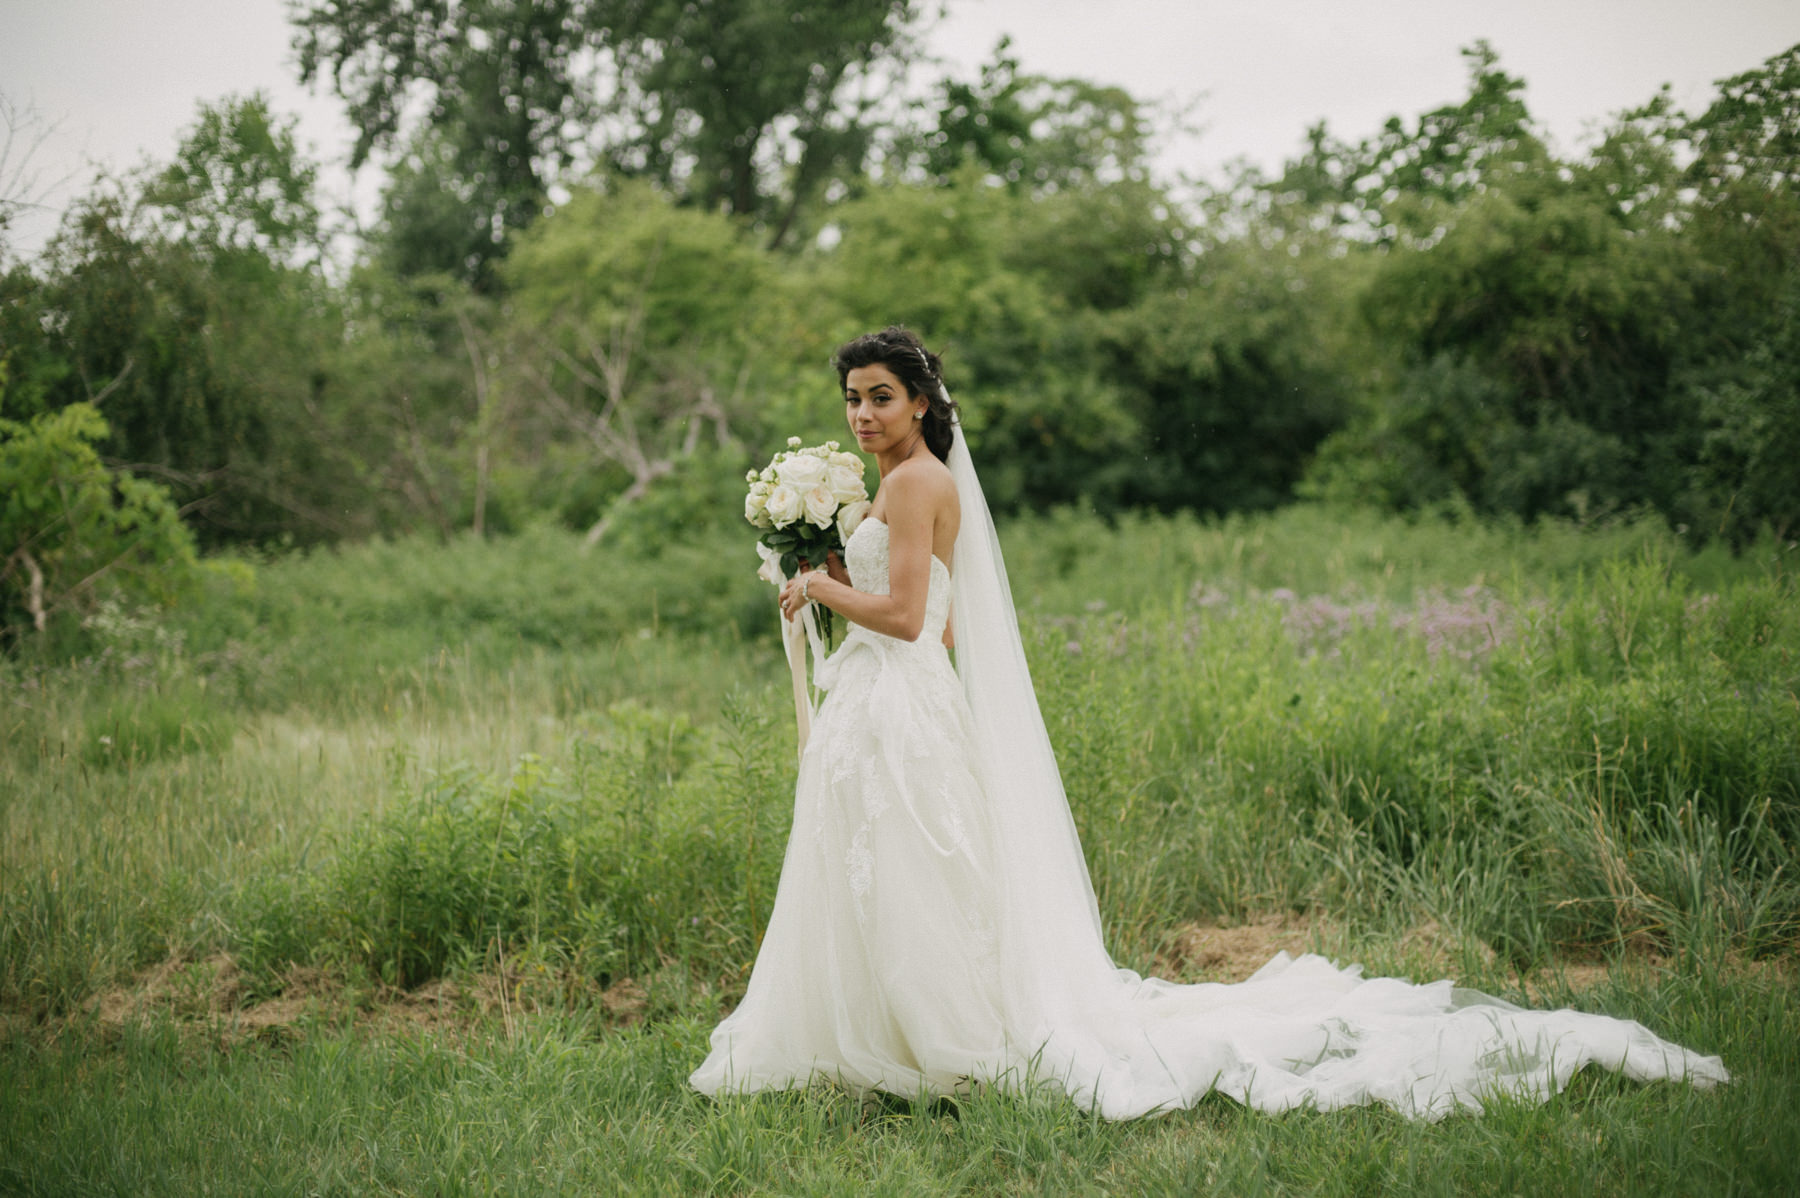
[876,432,929,477]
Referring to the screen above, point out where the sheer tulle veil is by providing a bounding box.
[946,418,1110,961]
[945,416,1169,1094]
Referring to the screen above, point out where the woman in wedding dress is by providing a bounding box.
[689,327,1728,1120]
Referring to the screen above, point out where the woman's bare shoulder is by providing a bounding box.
[883,453,955,495]
[881,454,958,516]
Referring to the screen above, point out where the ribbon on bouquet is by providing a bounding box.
[757,543,828,759]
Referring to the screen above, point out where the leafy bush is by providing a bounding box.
[1,400,197,646]
[233,698,792,990]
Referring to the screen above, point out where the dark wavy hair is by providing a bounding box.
[831,326,961,463]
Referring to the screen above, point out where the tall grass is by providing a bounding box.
[4,504,1797,1192]
[4,506,1793,1016]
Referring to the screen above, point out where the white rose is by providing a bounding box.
[787,436,802,448]
[759,466,775,483]
[836,499,871,541]
[830,450,861,470]
[776,454,828,491]
[764,484,802,527]
[802,483,837,528]
[827,460,866,503]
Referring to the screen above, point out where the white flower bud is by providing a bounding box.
[744,487,772,528]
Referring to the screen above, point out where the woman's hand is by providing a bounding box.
[779,569,829,621]
[779,552,847,622]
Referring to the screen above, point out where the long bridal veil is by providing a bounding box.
[940,419,1727,1119]
[944,424,1125,1006]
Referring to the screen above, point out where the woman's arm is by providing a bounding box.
[784,465,946,643]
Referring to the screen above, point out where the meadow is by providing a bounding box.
[3,505,1798,1195]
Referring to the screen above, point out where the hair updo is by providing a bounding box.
[831,326,961,463]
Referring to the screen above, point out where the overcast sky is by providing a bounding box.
[4,0,1797,258]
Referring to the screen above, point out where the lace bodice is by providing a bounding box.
[843,518,952,645]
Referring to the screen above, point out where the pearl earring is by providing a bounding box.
[914,411,925,421]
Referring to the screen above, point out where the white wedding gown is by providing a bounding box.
[691,514,1728,1119]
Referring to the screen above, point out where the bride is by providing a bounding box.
[689,326,1727,1119]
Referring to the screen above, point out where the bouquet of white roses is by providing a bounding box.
[745,437,870,575]
[745,437,870,645]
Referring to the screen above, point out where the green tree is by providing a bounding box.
[293,0,921,268]
[501,181,785,543]
[1685,42,1800,209]
[140,92,322,266]
[0,261,71,422]
[918,41,1155,196]
[1673,44,1800,542]
[600,0,916,239]
[812,175,1140,512]
[1097,237,1361,515]
[294,0,586,277]
[0,392,196,643]
[369,129,505,286]
[36,183,259,531]
[1687,273,1800,544]
[1328,176,1695,521]
[1267,41,1549,245]
[28,97,435,545]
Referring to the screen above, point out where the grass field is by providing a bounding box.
[3,505,1797,1195]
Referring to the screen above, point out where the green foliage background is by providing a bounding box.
[3,22,1800,1191]
[5,36,1799,648]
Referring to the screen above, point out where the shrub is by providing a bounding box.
[232,697,793,990]
[1,400,197,647]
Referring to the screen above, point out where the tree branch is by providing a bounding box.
[84,356,135,408]
[19,549,45,634]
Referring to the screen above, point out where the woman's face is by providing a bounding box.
[844,363,926,454]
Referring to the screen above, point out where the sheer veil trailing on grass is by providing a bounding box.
[691,419,1729,1120]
